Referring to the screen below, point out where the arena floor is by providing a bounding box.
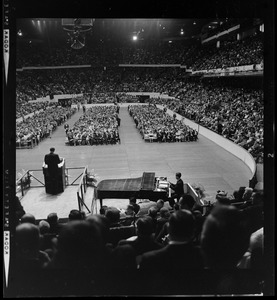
[16,104,253,220]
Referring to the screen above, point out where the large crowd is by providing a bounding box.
[184,34,263,70]
[65,105,120,146]
[152,78,264,162]
[129,104,198,142]
[16,105,76,148]
[16,67,180,102]
[11,184,264,296]
[16,65,263,161]
[17,31,263,69]
[16,101,51,119]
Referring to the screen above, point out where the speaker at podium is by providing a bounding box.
[43,158,66,195]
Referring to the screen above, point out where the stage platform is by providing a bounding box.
[19,184,140,221]
[19,185,94,220]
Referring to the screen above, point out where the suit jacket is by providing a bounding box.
[138,242,205,295]
[118,236,162,256]
[155,217,169,238]
[44,153,61,176]
[139,242,204,271]
[170,178,184,196]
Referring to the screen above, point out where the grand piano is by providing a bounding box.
[96,172,169,207]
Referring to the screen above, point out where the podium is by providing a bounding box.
[43,158,66,195]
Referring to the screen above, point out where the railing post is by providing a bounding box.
[28,171,31,188]
[83,176,86,193]
[77,193,81,211]
[20,178,24,197]
[81,184,84,200]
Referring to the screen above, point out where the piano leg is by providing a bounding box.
[99,198,103,208]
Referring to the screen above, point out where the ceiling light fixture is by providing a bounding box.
[62,18,94,49]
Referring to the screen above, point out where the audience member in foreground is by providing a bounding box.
[45,220,105,295]
[137,210,204,294]
[199,205,261,294]
[200,205,250,270]
[129,197,140,215]
[47,212,63,235]
[118,216,162,257]
[139,209,203,270]
[20,213,36,225]
[237,227,264,271]
[12,223,51,296]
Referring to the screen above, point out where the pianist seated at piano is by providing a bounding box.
[168,172,185,207]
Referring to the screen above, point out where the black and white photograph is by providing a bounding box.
[3,0,274,297]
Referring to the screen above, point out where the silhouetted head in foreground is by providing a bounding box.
[200,205,250,269]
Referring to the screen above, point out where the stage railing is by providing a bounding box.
[76,166,91,213]
[16,170,32,199]
[184,182,213,216]
[184,183,201,204]
[16,167,91,209]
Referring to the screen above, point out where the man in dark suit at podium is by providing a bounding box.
[44,147,61,177]
[44,147,62,194]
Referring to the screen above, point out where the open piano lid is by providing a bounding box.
[140,172,155,190]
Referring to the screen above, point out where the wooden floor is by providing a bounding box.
[16,105,253,220]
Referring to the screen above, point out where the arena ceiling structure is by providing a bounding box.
[16,18,217,48]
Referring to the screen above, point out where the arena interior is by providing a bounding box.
[5,12,274,296]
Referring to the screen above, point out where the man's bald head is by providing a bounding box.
[16,223,40,258]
